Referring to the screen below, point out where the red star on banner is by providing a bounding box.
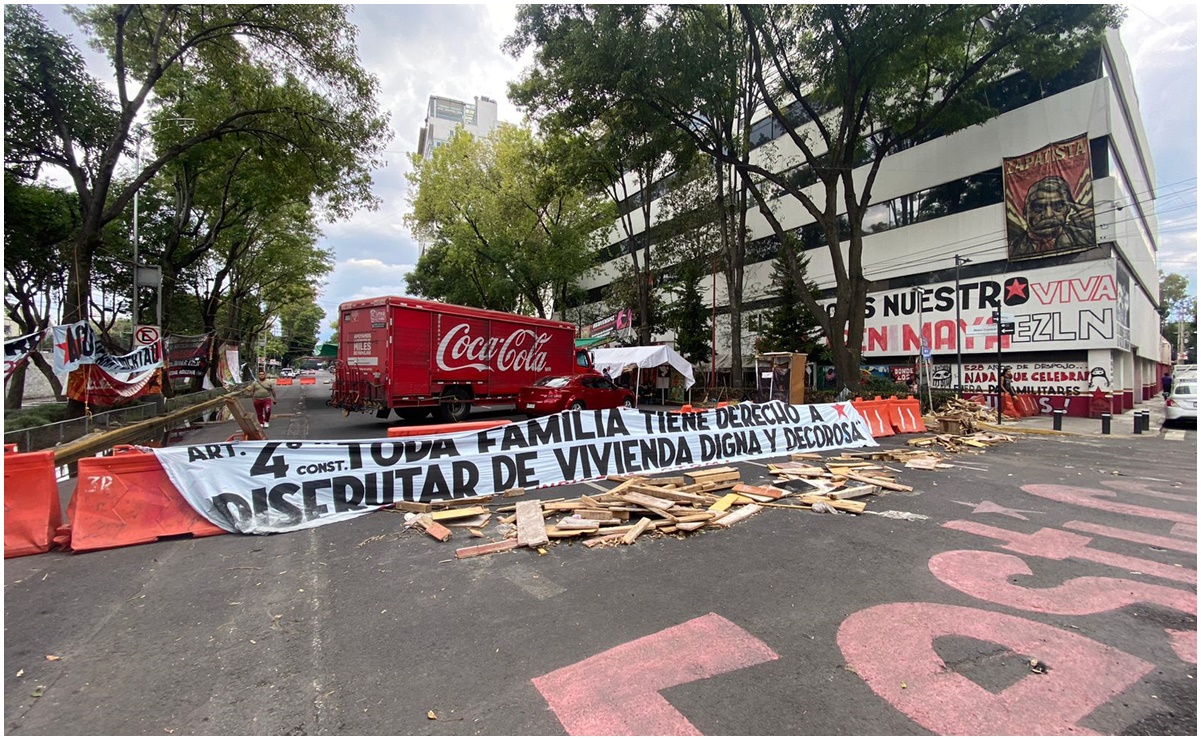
[832,403,848,418]
[1005,279,1028,300]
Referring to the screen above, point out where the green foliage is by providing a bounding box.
[663,258,711,365]
[1159,272,1197,362]
[277,300,325,367]
[507,3,1121,392]
[3,403,71,433]
[405,124,609,317]
[755,254,829,363]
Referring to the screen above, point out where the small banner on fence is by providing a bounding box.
[153,401,877,535]
[167,333,212,393]
[52,321,164,376]
[4,329,45,381]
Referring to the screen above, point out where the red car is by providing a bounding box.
[517,373,636,416]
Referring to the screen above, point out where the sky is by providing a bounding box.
[35,3,1199,342]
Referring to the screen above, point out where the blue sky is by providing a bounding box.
[37,3,1198,341]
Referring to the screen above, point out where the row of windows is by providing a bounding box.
[584,135,1112,306]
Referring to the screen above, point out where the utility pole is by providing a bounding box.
[954,255,971,393]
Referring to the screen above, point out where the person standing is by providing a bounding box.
[1162,370,1173,399]
[249,370,277,428]
[1000,367,1018,398]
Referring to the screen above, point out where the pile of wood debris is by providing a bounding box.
[388,431,1016,560]
[930,396,1016,432]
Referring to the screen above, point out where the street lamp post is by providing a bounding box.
[130,118,194,335]
[954,255,971,393]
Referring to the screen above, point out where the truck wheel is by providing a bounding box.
[568,400,585,411]
[439,389,472,423]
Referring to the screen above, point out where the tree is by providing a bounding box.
[1160,272,1196,362]
[405,124,610,318]
[278,300,325,368]
[664,258,712,366]
[756,254,829,363]
[507,3,1121,392]
[4,4,389,329]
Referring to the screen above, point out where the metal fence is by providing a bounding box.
[3,389,232,453]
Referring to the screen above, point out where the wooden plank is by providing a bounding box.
[557,517,604,530]
[686,470,740,484]
[732,483,788,500]
[515,500,549,547]
[502,488,525,498]
[455,540,519,559]
[796,495,867,513]
[790,452,824,461]
[629,484,710,504]
[582,533,626,548]
[714,504,763,527]
[645,476,686,486]
[620,492,677,511]
[429,506,489,521]
[621,517,653,545]
[827,485,878,500]
[579,494,602,508]
[545,526,595,538]
[674,520,710,532]
[673,512,717,524]
[444,513,492,528]
[686,466,739,478]
[415,515,452,542]
[708,493,752,512]
[430,495,494,509]
[394,501,434,514]
[846,472,914,492]
[575,508,617,521]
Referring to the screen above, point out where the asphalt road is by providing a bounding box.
[5,377,1196,735]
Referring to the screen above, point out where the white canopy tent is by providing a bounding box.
[590,345,696,391]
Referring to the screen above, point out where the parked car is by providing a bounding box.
[280,368,296,378]
[1164,381,1197,426]
[517,373,635,416]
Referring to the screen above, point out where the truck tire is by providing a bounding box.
[438,389,472,423]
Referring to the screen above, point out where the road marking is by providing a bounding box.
[533,613,778,735]
[1165,431,1186,441]
[501,562,566,600]
[581,480,608,491]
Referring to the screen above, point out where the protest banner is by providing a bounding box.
[166,333,212,394]
[152,401,877,535]
[4,330,45,381]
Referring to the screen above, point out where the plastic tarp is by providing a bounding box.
[591,346,696,390]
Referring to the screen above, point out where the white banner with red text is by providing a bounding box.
[152,401,877,535]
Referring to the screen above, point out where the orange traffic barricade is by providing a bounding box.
[886,396,927,433]
[1001,394,1021,419]
[4,443,18,454]
[4,450,63,558]
[66,446,225,553]
[387,419,512,438]
[299,376,317,385]
[852,397,895,438]
[276,377,294,386]
[1023,394,1041,416]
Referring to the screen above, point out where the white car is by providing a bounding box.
[1164,381,1197,426]
[280,368,296,378]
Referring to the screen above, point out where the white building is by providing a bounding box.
[572,30,1164,416]
[415,95,500,161]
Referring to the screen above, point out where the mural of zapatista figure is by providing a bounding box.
[1003,134,1096,261]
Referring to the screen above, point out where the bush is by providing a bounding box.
[3,402,71,433]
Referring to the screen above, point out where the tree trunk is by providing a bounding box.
[5,362,27,411]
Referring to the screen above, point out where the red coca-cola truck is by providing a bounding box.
[329,296,593,423]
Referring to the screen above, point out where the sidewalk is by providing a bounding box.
[980,397,1179,438]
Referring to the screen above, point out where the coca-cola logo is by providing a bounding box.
[435,323,551,373]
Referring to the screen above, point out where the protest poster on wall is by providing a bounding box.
[153,401,877,535]
[167,333,212,393]
[1003,133,1095,261]
[52,321,164,376]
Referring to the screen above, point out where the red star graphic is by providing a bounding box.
[832,403,848,418]
[1005,279,1028,300]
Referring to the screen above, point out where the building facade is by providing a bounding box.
[572,30,1164,415]
[415,95,500,161]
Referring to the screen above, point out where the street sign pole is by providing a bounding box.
[996,309,1003,425]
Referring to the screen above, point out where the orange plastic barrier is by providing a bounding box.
[852,397,895,438]
[1001,394,1021,419]
[4,450,63,558]
[885,396,927,433]
[299,376,316,385]
[387,419,512,438]
[1023,394,1041,416]
[4,443,18,454]
[66,447,225,553]
[276,377,294,386]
